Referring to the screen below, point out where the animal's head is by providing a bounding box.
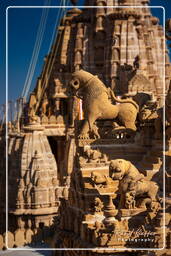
[69,69,95,94]
[109,159,129,180]
[149,201,161,213]
[91,171,97,180]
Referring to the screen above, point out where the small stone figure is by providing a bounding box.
[54,79,63,94]
[78,147,108,165]
[94,197,104,213]
[36,176,48,188]
[86,148,101,163]
[91,172,109,188]
[41,96,48,116]
[125,191,136,209]
[27,93,39,124]
[109,159,159,209]
[133,55,140,70]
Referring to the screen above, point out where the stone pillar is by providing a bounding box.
[120,21,127,64]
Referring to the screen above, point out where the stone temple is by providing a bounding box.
[0,0,171,255]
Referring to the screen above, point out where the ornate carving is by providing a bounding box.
[103,195,118,224]
[27,93,39,123]
[78,147,108,165]
[94,197,104,213]
[109,159,159,209]
[91,172,109,188]
[125,191,136,209]
[128,73,151,93]
[41,95,49,116]
[154,82,171,139]
[69,70,139,139]
[139,98,158,122]
[133,55,140,70]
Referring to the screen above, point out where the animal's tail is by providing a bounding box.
[108,88,139,111]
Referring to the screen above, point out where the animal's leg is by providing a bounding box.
[91,124,100,139]
[124,121,137,131]
[148,184,158,202]
[79,120,90,139]
[88,114,96,132]
[133,200,136,209]
[79,114,96,139]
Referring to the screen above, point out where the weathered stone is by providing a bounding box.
[5,232,14,249]
[0,234,4,249]
[14,229,25,247]
[1,1,171,253]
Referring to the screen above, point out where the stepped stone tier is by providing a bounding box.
[0,0,171,255]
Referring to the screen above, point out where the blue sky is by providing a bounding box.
[0,0,171,108]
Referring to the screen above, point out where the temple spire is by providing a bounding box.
[84,0,149,6]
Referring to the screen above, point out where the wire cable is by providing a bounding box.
[21,0,50,99]
[23,5,50,99]
[47,0,63,54]
[16,0,51,121]
[35,0,70,110]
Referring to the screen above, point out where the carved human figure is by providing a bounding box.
[41,96,49,116]
[36,174,48,188]
[133,55,140,70]
[54,79,63,95]
[69,69,139,139]
[125,191,136,209]
[94,197,104,213]
[27,93,39,123]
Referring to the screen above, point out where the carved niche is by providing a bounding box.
[128,73,151,93]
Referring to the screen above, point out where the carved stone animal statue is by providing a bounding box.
[91,171,110,188]
[69,70,139,139]
[109,159,159,208]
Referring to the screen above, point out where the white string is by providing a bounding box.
[21,0,50,99]
[35,1,70,109]
[17,0,70,121]
[47,0,63,54]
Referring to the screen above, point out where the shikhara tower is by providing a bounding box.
[29,0,169,117]
[0,0,171,254]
